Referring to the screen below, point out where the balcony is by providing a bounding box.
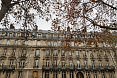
[19,66,25,68]
[0,65,15,71]
[42,65,115,71]
[33,65,39,68]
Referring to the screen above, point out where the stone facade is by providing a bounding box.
[0,29,116,78]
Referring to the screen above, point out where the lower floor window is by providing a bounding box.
[62,71,66,78]
[53,72,57,78]
[6,72,10,78]
[86,72,90,78]
[45,71,49,78]
[70,71,74,78]
[94,72,98,78]
[33,71,38,78]
[18,71,22,78]
[109,72,113,78]
[102,72,106,78]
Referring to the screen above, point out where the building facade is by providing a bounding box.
[0,28,116,78]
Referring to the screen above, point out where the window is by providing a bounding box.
[11,49,15,56]
[53,50,57,56]
[0,39,2,44]
[14,40,18,45]
[6,40,10,45]
[0,59,4,66]
[77,60,80,68]
[69,51,72,56]
[92,60,95,68]
[19,59,25,68]
[6,72,10,78]
[61,35,63,39]
[2,33,5,36]
[24,41,28,45]
[47,34,51,38]
[113,51,116,57]
[90,51,93,57]
[54,35,57,39]
[69,60,73,67]
[109,72,113,78]
[35,49,40,56]
[102,72,106,78]
[46,50,50,56]
[53,60,57,66]
[61,61,65,67]
[76,50,79,56]
[9,59,14,68]
[53,72,57,78]
[22,50,27,56]
[70,71,74,78]
[33,71,38,78]
[42,33,46,38]
[61,50,65,56]
[46,60,49,67]
[45,71,49,78]
[17,33,20,37]
[34,59,39,68]
[18,71,22,78]
[9,33,12,37]
[86,72,90,78]
[94,72,98,78]
[38,34,41,38]
[106,60,109,66]
[47,41,51,46]
[3,49,7,55]
[83,51,86,57]
[84,60,88,68]
[99,60,103,67]
[81,42,84,47]
[54,41,57,46]
[37,41,40,46]
[62,71,66,78]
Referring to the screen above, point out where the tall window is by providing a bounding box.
[37,41,40,46]
[14,40,18,45]
[9,33,12,37]
[18,71,22,78]
[17,33,20,37]
[62,71,66,78]
[106,60,109,66]
[46,60,49,67]
[0,59,4,66]
[47,34,51,38]
[47,41,51,46]
[61,61,65,67]
[61,50,65,56]
[102,72,106,78]
[113,51,116,57]
[19,60,25,68]
[0,39,2,44]
[53,72,57,78]
[42,33,46,38]
[94,72,98,78]
[69,51,72,56]
[81,42,84,47]
[69,60,73,67]
[53,60,57,66]
[24,41,28,45]
[3,49,7,56]
[90,51,93,57]
[45,71,49,78]
[70,71,74,78]
[46,50,50,56]
[6,40,10,45]
[84,60,88,68]
[53,50,57,56]
[34,59,39,68]
[92,60,95,68]
[22,50,27,56]
[33,71,38,78]
[9,59,14,68]
[54,41,57,46]
[109,72,113,78]
[35,49,40,56]
[77,60,80,68]
[99,60,103,67]
[86,72,90,78]
[76,50,79,56]
[38,34,41,38]
[83,51,86,57]
[11,49,15,56]
[6,72,10,78]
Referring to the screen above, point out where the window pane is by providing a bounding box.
[37,41,40,46]
[36,50,40,56]
[46,50,50,56]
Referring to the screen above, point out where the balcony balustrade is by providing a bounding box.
[0,65,15,70]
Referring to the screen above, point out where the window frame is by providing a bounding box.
[35,49,40,56]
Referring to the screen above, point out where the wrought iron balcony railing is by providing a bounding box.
[0,65,15,70]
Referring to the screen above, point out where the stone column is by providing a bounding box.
[74,71,76,78]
